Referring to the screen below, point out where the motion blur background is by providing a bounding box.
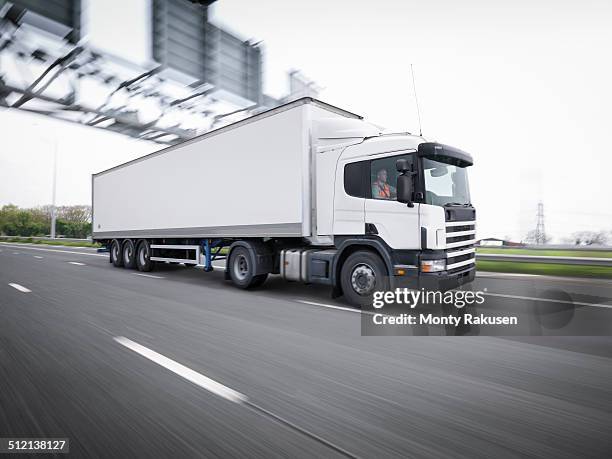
[1,3,611,457]
[0,0,611,243]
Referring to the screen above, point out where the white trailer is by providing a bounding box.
[93,98,477,306]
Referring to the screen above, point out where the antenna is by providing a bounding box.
[410,64,423,137]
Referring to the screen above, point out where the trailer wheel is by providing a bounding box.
[136,240,154,272]
[122,240,137,269]
[340,250,389,307]
[110,239,123,267]
[228,246,267,289]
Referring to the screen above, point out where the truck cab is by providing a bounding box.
[311,117,476,304]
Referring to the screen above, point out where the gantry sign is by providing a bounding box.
[0,0,274,145]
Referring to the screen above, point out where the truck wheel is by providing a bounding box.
[136,240,154,272]
[340,251,389,307]
[228,246,266,289]
[110,239,123,267]
[122,240,137,269]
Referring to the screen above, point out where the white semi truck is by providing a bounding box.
[92,98,476,306]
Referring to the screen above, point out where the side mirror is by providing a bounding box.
[397,173,413,207]
[396,158,411,172]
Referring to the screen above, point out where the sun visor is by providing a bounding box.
[418,142,473,167]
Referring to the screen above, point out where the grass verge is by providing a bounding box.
[477,261,612,279]
[477,248,612,258]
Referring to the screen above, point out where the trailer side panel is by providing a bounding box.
[93,105,308,239]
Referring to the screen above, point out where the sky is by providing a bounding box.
[1,0,611,242]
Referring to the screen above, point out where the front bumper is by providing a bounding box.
[419,265,475,291]
[392,265,475,291]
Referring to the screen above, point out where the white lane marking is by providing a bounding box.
[0,243,106,257]
[482,292,612,309]
[114,337,247,403]
[9,283,31,293]
[113,337,358,458]
[133,273,165,279]
[0,242,98,251]
[68,261,86,266]
[34,255,44,259]
[296,300,365,314]
[13,252,20,255]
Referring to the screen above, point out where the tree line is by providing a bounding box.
[524,229,610,246]
[0,204,92,239]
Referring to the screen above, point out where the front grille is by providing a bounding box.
[445,219,476,273]
[447,234,473,243]
[446,225,473,233]
[448,252,473,264]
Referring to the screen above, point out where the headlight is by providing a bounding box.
[421,259,446,273]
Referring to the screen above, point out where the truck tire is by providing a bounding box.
[136,240,154,272]
[340,250,389,307]
[228,246,267,289]
[122,240,137,269]
[110,239,123,267]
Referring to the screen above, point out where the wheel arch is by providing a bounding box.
[225,239,274,280]
[135,238,150,251]
[332,238,393,296]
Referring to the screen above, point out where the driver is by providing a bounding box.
[372,168,396,199]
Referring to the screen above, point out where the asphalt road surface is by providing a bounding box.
[1,242,611,458]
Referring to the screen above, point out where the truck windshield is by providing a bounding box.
[422,158,471,206]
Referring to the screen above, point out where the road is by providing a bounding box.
[1,242,611,458]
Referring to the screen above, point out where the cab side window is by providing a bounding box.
[370,154,413,201]
[344,161,368,198]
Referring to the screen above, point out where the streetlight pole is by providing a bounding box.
[32,122,59,238]
[50,141,58,239]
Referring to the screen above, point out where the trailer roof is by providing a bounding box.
[93,97,362,177]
